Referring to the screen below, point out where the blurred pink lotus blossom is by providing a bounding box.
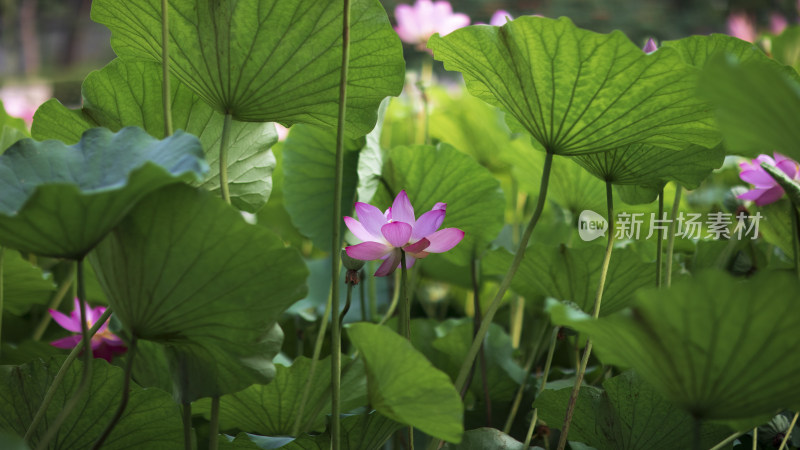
[642,38,658,54]
[737,153,800,206]
[49,298,126,362]
[770,13,788,35]
[727,12,756,42]
[345,190,464,276]
[274,123,289,141]
[394,0,470,50]
[490,10,513,26]
[0,82,51,127]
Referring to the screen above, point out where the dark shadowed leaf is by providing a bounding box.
[2,250,55,315]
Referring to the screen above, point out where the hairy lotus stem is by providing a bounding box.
[665,184,681,287]
[219,113,233,204]
[33,262,76,341]
[656,188,664,287]
[208,396,220,450]
[92,337,138,449]
[523,326,560,448]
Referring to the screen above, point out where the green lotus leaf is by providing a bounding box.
[661,33,768,68]
[194,356,367,435]
[0,357,182,449]
[0,127,206,259]
[347,322,464,443]
[443,428,542,450]
[90,184,308,401]
[2,249,56,316]
[534,370,731,450]
[573,143,724,189]
[429,16,719,155]
[547,270,800,423]
[32,58,276,212]
[0,100,29,153]
[92,0,405,137]
[282,412,401,450]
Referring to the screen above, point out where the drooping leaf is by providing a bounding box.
[346,322,464,443]
[194,356,366,435]
[535,371,731,450]
[443,428,542,450]
[0,100,29,153]
[2,250,55,316]
[547,270,800,424]
[90,184,308,401]
[429,16,719,155]
[92,0,405,137]
[281,411,402,450]
[375,144,505,263]
[32,58,275,212]
[700,56,800,161]
[282,125,363,251]
[0,357,183,449]
[573,143,724,189]
[0,127,206,258]
[486,244,654,316]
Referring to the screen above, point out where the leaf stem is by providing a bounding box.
[791,203,800,280]
[359,271,367,321]
[24,308,112,443]
[182,402,192,450]
[778,411,799,450]
[92,337,138,449]
[469,254,491,425]
[429,152,554,450]
[707,430,746,450]
[502,324,547,434]
[32,262,76,341]
[378,270,401,326]
[398,250,411,339]
[0,247,4,361]
[523,326,560,448]
[161,0,172,137]
[416,58,433,145]
[33,259,93,450]
[656,188,664,287]
[330,0,351,447]
[556,180,615,450]
[752,428,757,450]
[665,184,682,287]
[219,113,232,204]
[208,396,220,450]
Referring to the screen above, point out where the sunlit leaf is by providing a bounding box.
[429,16,719,155]
[32,59,275,212]
[661,33,768,68]
[535,371,731,450]
[547,270,800,424]
[347,322,463,443]
[0,100,28,153]
[90,184,308,401]
[92,0,404,137]
[0,357,182,449]
[0,127,206,258]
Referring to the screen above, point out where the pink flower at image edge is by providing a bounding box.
[49,298,126,362]
[394,0,470,50]
[344,190,464,276]
[737,153,800,206]
[490,10,513,26]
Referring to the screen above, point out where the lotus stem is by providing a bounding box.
[503,323,548,433]
[219,113,232,204]
[656,188,664,287]
[92,337,138,449]
[707,430,746,450]
[33,262,76,341]
[0,247,4,361]
[182,401,192,450]
[665,184,682,287]
[556,180,615,450]
[522,326,560,448]
[208,396,220,450]
[161,0,172,137]
[399,250,411,340]
[778,412,799,450]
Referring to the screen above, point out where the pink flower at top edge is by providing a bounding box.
[727,12,756,42]
[394,0,470,51]
[770,13,789,35]
[737,153,800,206]
[49,298,126,362]
[344,190,464,277]
[490,10,513,26]
[0,82,52,127]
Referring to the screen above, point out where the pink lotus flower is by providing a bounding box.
[728,12,756,42]
[49,298,126,362]
[490,10,513,26]
[0,82,52,127]
[344,190,464,276]
[737,153,800,206]
[770,13,788,35]
[394,0,470,50]
[642,38,658,54]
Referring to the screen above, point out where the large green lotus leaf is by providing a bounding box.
[431,320,525,403]
[194,356,367,435]
[32,58,275,212]
[90,184,308,401]
[282,124,363,251]
[428,16,719,155]
[486,244,654,316]
[218,411,401,450]
[0,127,206,258]
[3,250,55,315]
[534,370,731,450]
[374,144,504,264]
[0,357,182,449]
[0,100,29,153]
[547,270,800,423]
[91,0,404,138]
[573,143,724,189]
[443,428,542,450]
[347,322,464,443]
[700,56,800,160]
[771,25,800,72]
